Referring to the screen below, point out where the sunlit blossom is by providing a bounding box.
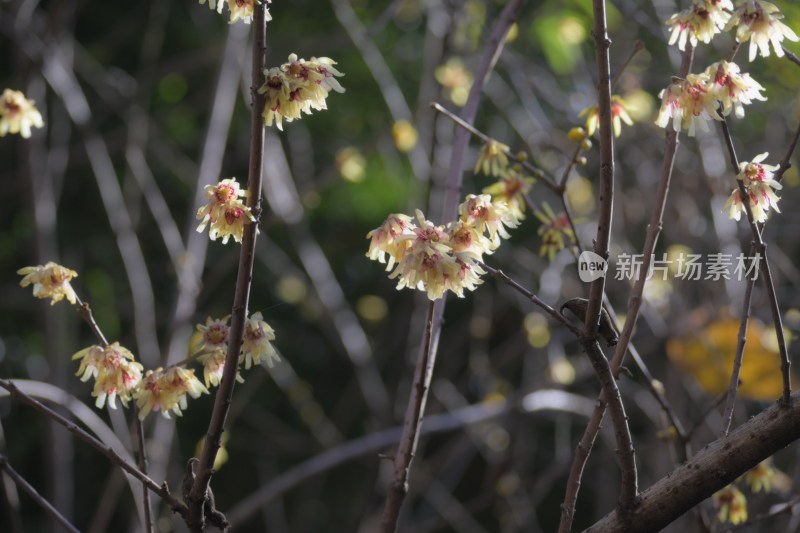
[365,213,415,271]
[242,311,280,369]
[705,60,766,118]
[482,170,535,221]
[196,178,256,244]
[135,367,208,420]
[458,194,521,249]
[723,152,782,222]
[259,54,345,130]
[0,89,44,138]
[666,0,733,51]
[727,0,798,61]
[199,0,272,25]
[72,342,143,409]
[655,73,719,136]
[17,262,78,306]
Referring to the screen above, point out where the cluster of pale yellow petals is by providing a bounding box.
[579,95,635,138]
[72,342,144,409]
[196,177,256,244]
[193,313,279,387]
[474,140,510,177]
[713,484,748,525]
[482,169,535,222]
[742,459,778,493]
[728,0,798,61]
[136,367,209,420]
[666,0,733,51]
[655,61,765,136]
[258,54,345,130]
[0,89,44,138]
[17,262,78,306]
[199,0,271,25]
[723,152,782,222]
[366,195,521,300]
[535,203,576,261]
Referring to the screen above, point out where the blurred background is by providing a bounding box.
[1,0,800,531]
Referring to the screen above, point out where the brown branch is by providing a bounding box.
[187,6,268,530]
[74,295,109,348]
[559,42,695,533]
[585,392,800,533]
[0,379,187,518]
[136,414,154,533]
[379,300,436,532]
[0,454,80,533]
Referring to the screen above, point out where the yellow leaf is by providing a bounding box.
[666,315,792,401]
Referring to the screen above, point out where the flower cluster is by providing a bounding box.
[258,54,345,130]
[728,0,798,61]
[579,95,635,138]
[666,0,733,51]
[135,367,209,420]
[196,177,256,244]
[723,152,782,222]
[535,203,576,260]
[199,0,271,25]
[72,343,144,409]
[17,262,78,306]
[366,195,522,300]
[0,89,44,139]
[192,313,280,386]
[482,169,535,222]
[655,61,765,136]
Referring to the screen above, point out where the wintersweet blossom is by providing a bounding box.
[482,170,535,221]
[198,0,271,25]
[728,0,798,61]
[365,213,415,270]
[196,178,256,244]
[458,194,522,249]
[0,89,44,138]
[197,349,227,387]
[242,312,280,369]
[195,316,231,354]
[72,342,144,409]
[723,152,782,222]
[579,95,634,138]
[135,367,208,420]
[742,460,777,493]
[474,140,510,177]
[259,54,345,130]
[17,262,78,305]
[666,0,733,51]
[535,203,575,260]
[655,74,719,136]
[713,485,748,525]
[705,61,766,118]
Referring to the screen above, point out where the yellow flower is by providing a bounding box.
[742,460,776,493]
[474,140,510,177]
[135,367,208,420]
[724,152,782,223]
[366,213,416,271]
[535,203,575,261]
[196,178,256,244]
[194,316,231,354]
[458,194,521,249]
[579,96,634,138]
[713,484,748,525]
[242,311,279,369]
[259,54,345,130]
[434,58,473,107]
[197,348,227,387]
[0,89,44,138]
[728,0,799,62]
[482,170,535,221]
[705,60,766,118]
[655,73,719,136]
[17,262,78,305]
[199,0,272,25]
[72,343,143,409]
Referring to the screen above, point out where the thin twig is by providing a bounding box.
[188,6,268,530]
[479,262,581,337]
[0,454,80,533]
[0,379,187,518]
[582,0,638,518]
[610,40,645,90]
[718,115,792,405]
[74,295,109,347]
[721,245,757,436]
[379,300,437,532]
[430,101,559,191]
[136,414,154,533]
